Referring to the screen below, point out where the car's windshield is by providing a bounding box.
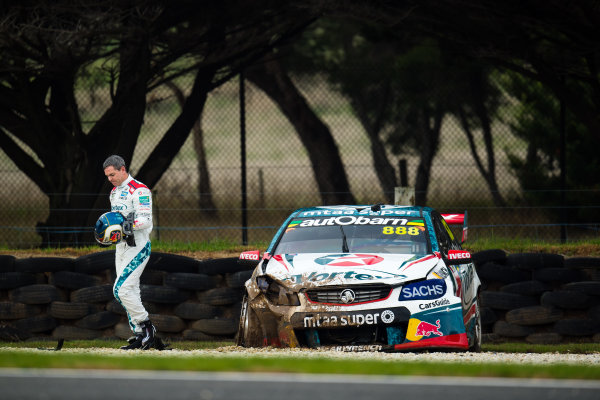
[273,215,429,255]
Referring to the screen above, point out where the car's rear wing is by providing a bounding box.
[441,211,468,243]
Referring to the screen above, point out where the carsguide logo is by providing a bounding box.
[399,279,446,301]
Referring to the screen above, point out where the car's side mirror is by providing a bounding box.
[238,250,261,268]
[445,249,472,265]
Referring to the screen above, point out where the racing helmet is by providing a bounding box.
[94,212,125,246]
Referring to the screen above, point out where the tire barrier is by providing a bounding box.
[1,250,599,344]
[0,272,38,289]
[0,253,247,342]
[0,255,16,273]
[475,249,600,345]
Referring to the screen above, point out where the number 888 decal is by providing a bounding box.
[382,226,421,235]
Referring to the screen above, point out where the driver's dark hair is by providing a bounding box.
[103,155,127,171]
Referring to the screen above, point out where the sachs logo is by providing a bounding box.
[315,254,384,267]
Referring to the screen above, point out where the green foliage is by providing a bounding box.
[152,239,270,253]
[498,71,600,222]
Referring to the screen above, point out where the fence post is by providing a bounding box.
[240,71,248,245]
[258,168,265,206]
[154,190,159,242]
[399,159,408,187]
[394,187,415,205]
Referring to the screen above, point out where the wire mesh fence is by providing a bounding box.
[0,68,598,248]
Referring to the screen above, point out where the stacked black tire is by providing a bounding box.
[3,249,598,344]
[0,252,253,342]
[473,250,600,344]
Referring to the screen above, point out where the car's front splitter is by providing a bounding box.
[390,333,469,351]
[317,333,469,353]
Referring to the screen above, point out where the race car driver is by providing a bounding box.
[103,155,156,350]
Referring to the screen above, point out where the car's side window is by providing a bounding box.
[440,218,461,250]
[432,214,453,255]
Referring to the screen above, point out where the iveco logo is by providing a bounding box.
[339,289,356,304]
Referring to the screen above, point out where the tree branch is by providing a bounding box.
[0,127,48,191]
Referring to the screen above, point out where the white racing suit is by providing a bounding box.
[109,174,153,334]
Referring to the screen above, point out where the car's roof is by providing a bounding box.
[290,205,434,218]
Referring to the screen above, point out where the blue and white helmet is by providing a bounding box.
[94,212,124,246]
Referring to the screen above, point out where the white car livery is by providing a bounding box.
[237,205,482,352]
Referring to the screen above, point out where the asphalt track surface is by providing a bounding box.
[1,369,599,400]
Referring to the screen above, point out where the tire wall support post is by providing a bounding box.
[154,190,160,242]
[559,79,567,244]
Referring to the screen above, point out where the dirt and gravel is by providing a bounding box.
[2,345,599,365]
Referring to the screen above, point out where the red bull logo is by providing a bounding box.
[109,230,121,243]
[406,318,443,341]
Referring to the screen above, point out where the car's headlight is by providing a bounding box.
[256,275,300,306]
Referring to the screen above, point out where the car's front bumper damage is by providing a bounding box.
[246,284,469,352]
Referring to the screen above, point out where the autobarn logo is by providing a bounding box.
[399,279,447,301]
[291,307,409,329]
[295,216,408,227]
[314,254,384,267]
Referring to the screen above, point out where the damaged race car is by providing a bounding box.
[236,205,482,352]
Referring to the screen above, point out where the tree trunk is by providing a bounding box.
[246,58,355,205]
[414,106,443,206]
[457,107,506,207]
[137,66,217,188]
[166,82,218,219]
[349,82,397,203]
[193,110,218,218]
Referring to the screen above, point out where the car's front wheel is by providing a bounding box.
[236,293,263,347]
[468,294,482,352]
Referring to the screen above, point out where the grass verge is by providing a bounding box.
[464,237,600,256]
[0,350,598,380]
[0,341,599,380]
[2,237,600,258]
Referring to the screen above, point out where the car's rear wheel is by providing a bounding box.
[468,294,482,352]
[236,293,263,347]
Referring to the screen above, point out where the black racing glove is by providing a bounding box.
[123,212,136,247]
